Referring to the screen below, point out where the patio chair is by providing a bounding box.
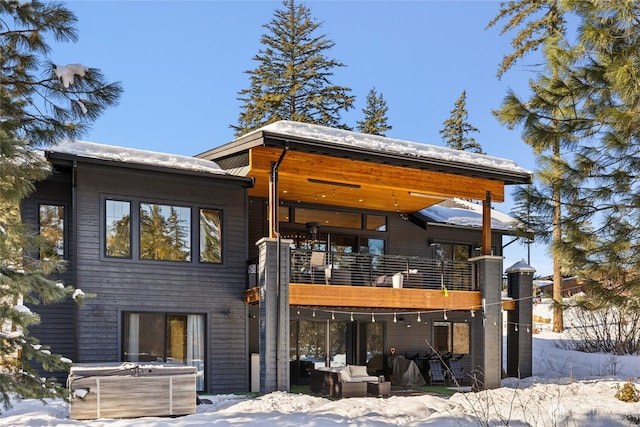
[428,360,445,385]
[310,251,331,284]
[447,359,465,385]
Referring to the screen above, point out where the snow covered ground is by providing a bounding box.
[2,298,639,426]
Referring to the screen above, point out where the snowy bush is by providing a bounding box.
[560,296,640,355]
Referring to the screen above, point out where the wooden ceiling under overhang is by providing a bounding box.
[248,146,505,212]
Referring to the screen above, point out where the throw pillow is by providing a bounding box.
[349,365,369,377]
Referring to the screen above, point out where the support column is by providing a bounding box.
[506,261,535,378]
[470,255,504,390]
[257,237,291,393]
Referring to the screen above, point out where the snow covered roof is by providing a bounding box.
[46,140,227,176]
[417,198,517,232]
[253,121,531,179]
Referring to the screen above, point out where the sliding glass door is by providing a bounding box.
[123,312,205,391]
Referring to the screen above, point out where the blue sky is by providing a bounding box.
[52,1,552,276]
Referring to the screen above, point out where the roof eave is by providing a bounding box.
[199,130,532,186]
[46,151,255,187]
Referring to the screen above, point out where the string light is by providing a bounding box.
[392,192,400,213]
[289,292,539,332]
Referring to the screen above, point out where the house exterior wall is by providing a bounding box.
[22,173,75,384]
[26,162,250,393]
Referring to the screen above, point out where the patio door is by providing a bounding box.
[289,319,350,385]
[122,312,205,391]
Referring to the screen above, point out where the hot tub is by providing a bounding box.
[68,362,197,420]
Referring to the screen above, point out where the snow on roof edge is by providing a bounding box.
[419,198,517,231]
[247,121,531,176]
[47,140,227,176]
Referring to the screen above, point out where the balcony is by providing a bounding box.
[243,251,520,312]
[290,251,476,291]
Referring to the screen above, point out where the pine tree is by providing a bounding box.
[356,87,392,136]
[439,91,484,154]
[0,0,122,410]
[558,2,640,311]
[488,0,568,332]
[232,0,355,136]
[491,1,640,334]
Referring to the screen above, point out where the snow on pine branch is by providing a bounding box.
[54,64,88,88]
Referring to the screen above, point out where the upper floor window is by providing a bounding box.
[105,200,131,258]
[140,203,191,262]
[434,243,471,261]
[103,197,222,264]
[199,208,222,263]
[39,204,64,259]
[365,214,386,232]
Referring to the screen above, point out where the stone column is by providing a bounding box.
[505,260,535,378]
[470,255,504,390]
[257,237,291,393]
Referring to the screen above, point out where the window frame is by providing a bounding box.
[104,199,132,259]
[432,320,470,355]
[138,201,193,262]
[38,202,67,260]
[100,194,224,266]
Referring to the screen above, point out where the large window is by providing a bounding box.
[103,197,222,264]
[39,204,64,259]
[139,203,191,261]
[123,312,206,391]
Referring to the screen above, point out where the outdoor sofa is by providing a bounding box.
[310,365,379,398]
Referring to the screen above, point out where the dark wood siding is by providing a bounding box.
[71,163,249,393]
[22,172,75,383]
[247,197,268,264]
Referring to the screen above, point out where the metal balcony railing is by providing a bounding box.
[290,250,476,291]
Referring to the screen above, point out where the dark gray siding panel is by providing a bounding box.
[247,197,268,263]
[22,173,75,383]
[73,163,249,393]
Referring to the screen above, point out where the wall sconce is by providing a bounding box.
[306,222,320,241]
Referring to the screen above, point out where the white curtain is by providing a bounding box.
[128,313,140,361]
[187,314,205,390]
